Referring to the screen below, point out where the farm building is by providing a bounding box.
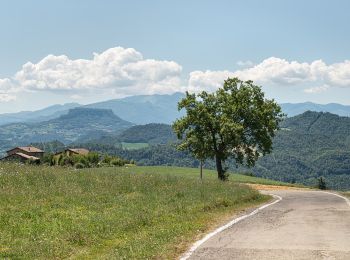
[1,146,44,162]
[56,148,90,157]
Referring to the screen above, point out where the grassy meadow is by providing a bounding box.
[0,164,272,259]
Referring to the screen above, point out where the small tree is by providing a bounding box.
[317,177,327,190]
[173,78,284,181]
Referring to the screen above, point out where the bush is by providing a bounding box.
[86,152,99,165]
[110,158,124,167]
[74,162,85,169]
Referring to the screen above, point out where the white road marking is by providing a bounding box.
[321,191,350,208]
[179,194,282,260]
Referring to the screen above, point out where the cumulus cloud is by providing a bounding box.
[2,48,350,102]
[188,57,350,93]
[2,47,183,99]
[188,70,233,93]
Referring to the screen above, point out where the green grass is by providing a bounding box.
[121,142,149,150]
[342,192,350,198]
[124,166,304,187]
[0,164,270,259]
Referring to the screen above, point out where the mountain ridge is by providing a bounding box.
[1,93,350,126]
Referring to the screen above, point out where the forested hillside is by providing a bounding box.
[75,111,350,190]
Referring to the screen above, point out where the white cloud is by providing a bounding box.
[2,49,350,101]
[188,70,233,93]
[303,85,330,94]
[4,47,183,97]
[0,93,16,102]
[187,57,350,92]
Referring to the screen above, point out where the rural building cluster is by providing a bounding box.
[0,146,89,163]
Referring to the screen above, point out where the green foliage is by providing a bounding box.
[173,78,283,180]
[0,164,268,259]
[118,123,176,144]
[74,162,85,169]
[86,152,99,165]
[53,152,129,168]
[121,142,149,150]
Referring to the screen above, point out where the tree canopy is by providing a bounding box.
[173,77,284,180]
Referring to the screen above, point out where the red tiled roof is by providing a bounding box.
[68,148,90,155]
[1,152,40,161]
[15,152,40,160]
[7,146,44,153]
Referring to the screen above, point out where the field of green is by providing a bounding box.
[0,164,278,259]
[121,142,149,150]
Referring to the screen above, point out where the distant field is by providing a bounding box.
[0,164,270,259]
[121,142,149,150]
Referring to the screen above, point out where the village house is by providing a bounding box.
[1,146,44,163]
[56,148,90,157]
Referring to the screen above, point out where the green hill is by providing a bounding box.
[76,111,350,190]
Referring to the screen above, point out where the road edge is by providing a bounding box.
[179,194,282,260]
[321,191,350,207]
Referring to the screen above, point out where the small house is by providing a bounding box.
[56,148,90,157]
[1,146,44,162]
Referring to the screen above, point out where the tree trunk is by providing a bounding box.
[200,161,203,180]
[215,154,227,181]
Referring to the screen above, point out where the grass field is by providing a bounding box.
[0,164,275,259]
[343,192,350,198]
[121,142,149,150]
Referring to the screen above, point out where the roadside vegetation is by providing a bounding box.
[41,152,132,169]
[0,164,270,259]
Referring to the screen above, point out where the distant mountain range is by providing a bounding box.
[0,93,350,125]
[0,108,132,154]
[84,92,185,124]
[280,102,350,117]
[0,103,80,125]
[1,93,349,126]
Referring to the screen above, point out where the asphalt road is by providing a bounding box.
[188,190,350,260]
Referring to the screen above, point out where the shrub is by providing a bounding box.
[74,162,85,169]
[86,152,99,165]
[110,158,124,167]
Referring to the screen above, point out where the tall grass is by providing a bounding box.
[0,163,269,259]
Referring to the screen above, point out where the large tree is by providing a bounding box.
[173,78,284,181]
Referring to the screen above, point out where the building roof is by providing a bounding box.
[1,152,40,161]
[7,146,44,153]
[67,148,90,155]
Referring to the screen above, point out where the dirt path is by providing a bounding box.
[186,190,350,260]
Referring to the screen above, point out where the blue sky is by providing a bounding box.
[1,0,350,112]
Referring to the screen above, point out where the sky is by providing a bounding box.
[1,0,350,113]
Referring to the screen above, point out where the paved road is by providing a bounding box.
[189,190,350,260]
